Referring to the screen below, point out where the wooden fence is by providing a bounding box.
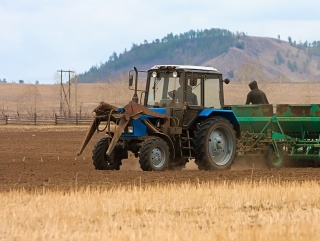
[0,114,93,126]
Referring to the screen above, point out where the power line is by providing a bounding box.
[57,70,75,116]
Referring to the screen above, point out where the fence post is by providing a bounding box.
[34,113,37,125]
[54,113,57,125]
[5,115,8,125]
[76,113,78,125]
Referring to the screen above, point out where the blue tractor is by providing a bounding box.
[78,65,239,171]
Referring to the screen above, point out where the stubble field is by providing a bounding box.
[1,82,320,240]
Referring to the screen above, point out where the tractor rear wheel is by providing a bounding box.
[194,117,236,170]
[92,137,123,170]
[264,144,284,169]
[139,137,170,171]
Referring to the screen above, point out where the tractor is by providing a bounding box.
[78,65,240,171]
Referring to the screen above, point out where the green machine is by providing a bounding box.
[229,104,320,168]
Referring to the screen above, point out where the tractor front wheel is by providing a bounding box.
[92,137,123,170]
[139,137,170,171]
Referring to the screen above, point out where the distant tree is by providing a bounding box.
[21,84,42,116]
[286,49,291,57]
[0,101,8,118]
[288,36,292,45]
[111,52,118,61]
[235,41,245,49]
[19,80,24,84]
[302,61,309,73]
[288,60,292,71]
[131,43,138,50]
[275,51,284,65]
[308,41,320,57]
[35,80,39,85]
[277,35,281,42]
[288,60,298,72]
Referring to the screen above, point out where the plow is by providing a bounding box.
[78,65,320,171]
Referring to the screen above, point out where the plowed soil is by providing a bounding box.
[1,126,319,192]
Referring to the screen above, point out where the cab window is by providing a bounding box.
[204,77,221,108]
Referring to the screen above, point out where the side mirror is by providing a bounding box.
[224,78,230,84]
[129,74,133,87]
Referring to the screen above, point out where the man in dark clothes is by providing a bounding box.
[245,80,269,104]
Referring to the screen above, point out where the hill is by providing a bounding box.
[77,28,320,83]
[204,36,320,83]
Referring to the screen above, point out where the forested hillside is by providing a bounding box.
[77,28,320,83]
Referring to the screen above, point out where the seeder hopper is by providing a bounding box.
[229,104,320,168]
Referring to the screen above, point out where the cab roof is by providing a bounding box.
[150,65,221,74]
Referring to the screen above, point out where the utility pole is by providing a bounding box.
[74,75,78,118]
[57,70,75,116]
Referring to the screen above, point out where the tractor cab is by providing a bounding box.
[145,65,226,109]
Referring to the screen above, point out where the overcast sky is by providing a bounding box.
[0,0,319,84]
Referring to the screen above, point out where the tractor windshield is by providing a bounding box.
[146,70,221,108]
[147,72,183,108]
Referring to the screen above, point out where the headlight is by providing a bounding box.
[156,119,161,128]
[127,126,134,133]
[172,71,178,78]
[152,71,157,78]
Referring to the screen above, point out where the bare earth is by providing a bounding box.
[1,126,319,192]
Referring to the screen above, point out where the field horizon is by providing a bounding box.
[1,81,320,117]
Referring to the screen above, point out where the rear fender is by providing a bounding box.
[198,109,240,138]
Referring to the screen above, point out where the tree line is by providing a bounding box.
[274,38,320,73]
[78,28,320,83]
[78,28,245,83]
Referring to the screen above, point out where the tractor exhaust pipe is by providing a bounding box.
[132,67,139,103]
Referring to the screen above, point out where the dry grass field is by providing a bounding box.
[1,81,320,240]
[1,181,320,241]
[1,80,320,117]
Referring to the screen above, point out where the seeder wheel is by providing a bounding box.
[264,144,284,169]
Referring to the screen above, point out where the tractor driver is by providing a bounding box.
[168,78,198,106]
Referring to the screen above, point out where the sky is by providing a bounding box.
[0,0,319,84]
